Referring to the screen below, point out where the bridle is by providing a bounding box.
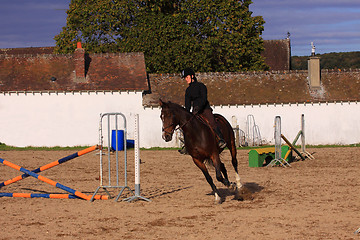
[161,110,198,135]
[162,122,176,135]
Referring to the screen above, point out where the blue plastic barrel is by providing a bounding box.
[111,130,135,151]
[111,130,125,151]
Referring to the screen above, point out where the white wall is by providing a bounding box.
[0,91,143,147]
[211,102,360,146]
[144,101,360,148]
[0,92,359,148]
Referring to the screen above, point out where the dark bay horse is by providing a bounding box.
[159,100,242,203]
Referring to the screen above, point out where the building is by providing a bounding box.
[0,42,359,147]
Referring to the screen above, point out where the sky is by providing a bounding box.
[250,0,360,56]
[0,0,359,56]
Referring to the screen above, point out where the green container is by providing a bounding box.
[248,146,292,167]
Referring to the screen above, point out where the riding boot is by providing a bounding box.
[215,127,227,149]
[178,146,188,155]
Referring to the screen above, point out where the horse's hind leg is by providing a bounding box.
[229,144,242,189]
[212,155,230,187]
[216,114,242,189]
[233,162,242,189]
[192,157,222,204]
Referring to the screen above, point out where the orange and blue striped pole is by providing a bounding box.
[0,192,108,200]
[0,145,97,188]
[0,158,92,200]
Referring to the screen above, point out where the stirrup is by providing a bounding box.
[218,140,227,149]
[178,146,188,155]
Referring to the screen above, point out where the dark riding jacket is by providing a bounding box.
[185,81,211,113]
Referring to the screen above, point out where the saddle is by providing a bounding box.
[195,114,224,144]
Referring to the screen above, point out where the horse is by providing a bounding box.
[159,99,242,203]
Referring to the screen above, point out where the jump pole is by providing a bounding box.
[0,158,93,200]
[124,114,150,202]
[0,145,98,188]
[0,192,108,200]
[281,134,306,161]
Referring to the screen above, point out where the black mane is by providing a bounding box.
[166,101,190,114]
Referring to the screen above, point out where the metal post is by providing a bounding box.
[301,114,305,153]
[267,116,290,167]
[274,116,281,160]
[300,114,315,160]
[231,116,240,147]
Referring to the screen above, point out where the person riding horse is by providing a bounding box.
[179,68,226,154]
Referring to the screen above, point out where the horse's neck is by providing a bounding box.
[176,109,193,126]
[176,109,202,137]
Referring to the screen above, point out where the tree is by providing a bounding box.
[291,51,360,70]
[54,0,268,73]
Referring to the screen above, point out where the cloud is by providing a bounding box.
[251,0,360,10]
[250,0,360,55]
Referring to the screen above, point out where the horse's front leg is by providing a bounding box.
[192,157,222,204]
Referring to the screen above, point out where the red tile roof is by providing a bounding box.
[143,69,360,107]
[0,50,148,91]
[262,39,291,71]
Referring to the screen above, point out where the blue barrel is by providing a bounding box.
[111,130,125,151]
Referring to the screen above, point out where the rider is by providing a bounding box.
[179,68,226,154]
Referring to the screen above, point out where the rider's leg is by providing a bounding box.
[215,127,227,149]
[178,130,188,154]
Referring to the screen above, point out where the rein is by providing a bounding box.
[162,111,198,134]
[163,107,219,136]
[177,113,197,130]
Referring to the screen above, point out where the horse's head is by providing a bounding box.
[159,99,179,142]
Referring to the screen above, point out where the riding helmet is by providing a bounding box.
[181,68,195,78]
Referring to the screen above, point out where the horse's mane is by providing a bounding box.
[166,101,189,114]
[166,101,214,130]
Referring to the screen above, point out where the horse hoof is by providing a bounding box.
[215,198,223,204]
[214,193,222,204]
[228,182,237,193]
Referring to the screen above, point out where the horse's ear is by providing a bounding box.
[159,99,164,107]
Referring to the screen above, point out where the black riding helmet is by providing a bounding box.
[181,68,195,78]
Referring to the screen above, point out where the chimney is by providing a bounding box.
[308,42,321,89]
[74,42,86,82]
